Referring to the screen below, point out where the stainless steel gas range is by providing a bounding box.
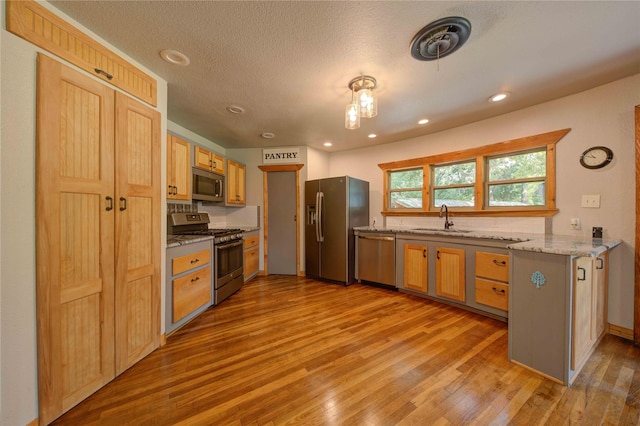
[168,212,244,306]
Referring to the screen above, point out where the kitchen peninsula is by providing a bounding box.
[354,226,622,385]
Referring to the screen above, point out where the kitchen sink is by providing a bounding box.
[412,228,472,233]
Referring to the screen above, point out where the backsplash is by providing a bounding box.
[196,204,260,228]
[385,216,548,234]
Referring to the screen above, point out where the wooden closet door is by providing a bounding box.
[36,54,116,425]
[114,92,161,374]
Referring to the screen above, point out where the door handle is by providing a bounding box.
[423,249,426,258]
[577,266,586,281]
[105,196,113,211]
[119,197,127,211]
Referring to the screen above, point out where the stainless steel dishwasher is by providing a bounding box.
[355,232,396,287]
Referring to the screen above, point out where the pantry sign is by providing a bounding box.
[262,147,301,164]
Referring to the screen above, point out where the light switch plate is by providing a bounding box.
[581,194,600,208]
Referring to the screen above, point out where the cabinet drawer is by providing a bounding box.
[173,266,211,322]
[245,247,259,277]
[172,249,210,275]
[475,278,509,311]
[476,252,509,282]
[244,235,259,249]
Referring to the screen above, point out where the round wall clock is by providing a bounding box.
[579,146,613,169]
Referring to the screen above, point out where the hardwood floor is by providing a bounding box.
[52,275,640,425]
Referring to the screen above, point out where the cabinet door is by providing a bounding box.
[404,244,428,292]
[36,54,116,425]
[194,146,212,171]
[245,247,259,280]
[227,159,245,205]
[436,247,466,302]
[211,152,225,175]
[572,257,594,370]
[114,92,161,375]
[167,135,191,200]
[594,252,608,339]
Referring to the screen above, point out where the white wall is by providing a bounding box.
[328,74,640,329]
[0,2,168,424]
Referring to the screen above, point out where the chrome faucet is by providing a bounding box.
[439,204,454,230]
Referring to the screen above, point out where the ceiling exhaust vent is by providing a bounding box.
[410,16,471,61]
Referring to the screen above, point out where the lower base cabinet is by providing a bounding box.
[395,234,509,320]
[509,250,608,385]
[166,240,213,334]
[244,230,260,282]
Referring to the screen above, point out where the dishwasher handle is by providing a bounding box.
[358,235,395,241]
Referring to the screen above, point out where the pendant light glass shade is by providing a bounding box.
[358,87,377,118]
[345,98,361,129]
[345,75,377,129]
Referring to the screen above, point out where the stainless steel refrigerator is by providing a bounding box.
[305,176,369,284]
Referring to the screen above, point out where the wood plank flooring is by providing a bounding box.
[52,275,640,425]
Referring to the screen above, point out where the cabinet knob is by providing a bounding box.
[191,277,200,282]
[577,267,587,281]
[119,197,127,211]
[190,258,199,264]
[492,287,506,295]
[105,196,114,211]
[493,259,507,266]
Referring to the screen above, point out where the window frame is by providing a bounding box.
[378,129,567,217]
[386,166,426,210]
[431,159,477,209]
[484,147,548,210]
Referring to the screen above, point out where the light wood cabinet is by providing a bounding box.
[226,159,246,206]
[244,231,260,282]
[475,252,509,311]
[166,241,213,334]
[404,244,428,292]
[167,135,191,200]
[36,54,160,425]
[194,146,225,175]
[172,264,211,323]
[7,0,157,106]
[571,253,608,371]
[435,247,466,302]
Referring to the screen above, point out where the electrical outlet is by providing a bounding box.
[570,218,581,230]
[581,194,600,208]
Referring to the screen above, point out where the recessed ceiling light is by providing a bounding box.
[226,105,245,114]
[368,134,377,138]
[159,49,190,66]
[324,142,333,147]
[418,118,430,125]
[261,132,275,139]
[489,92,510,102]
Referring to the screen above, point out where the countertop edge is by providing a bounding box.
[353,226,623,257]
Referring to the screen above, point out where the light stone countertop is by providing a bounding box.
[354,226,622,257]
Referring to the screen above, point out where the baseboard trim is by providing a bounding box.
[608,323,634,340]
[26,418,38,426]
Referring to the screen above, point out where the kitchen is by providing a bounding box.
[1,1,640,425]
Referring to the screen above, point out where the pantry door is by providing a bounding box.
[114,92,161,374]
[36,53,116,425]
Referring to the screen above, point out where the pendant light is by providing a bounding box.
[345,86,361,129]
[345,75,377,129]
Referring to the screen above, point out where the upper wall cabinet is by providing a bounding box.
[6,0,158,106]
[167,135,191,200]
[226,159,246,206]
[194,146,225,175]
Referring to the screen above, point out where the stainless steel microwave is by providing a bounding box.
[192,167,224,202]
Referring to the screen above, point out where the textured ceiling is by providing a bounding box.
[50,1,640,152]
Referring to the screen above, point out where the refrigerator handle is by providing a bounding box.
[317,191,324,242]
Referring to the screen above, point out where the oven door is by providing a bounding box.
[215,240,244,287]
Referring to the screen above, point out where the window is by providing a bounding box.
[378,128,568,217]
[388,168,423,209]
[432,161,476,208]
[486,149,547,207]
